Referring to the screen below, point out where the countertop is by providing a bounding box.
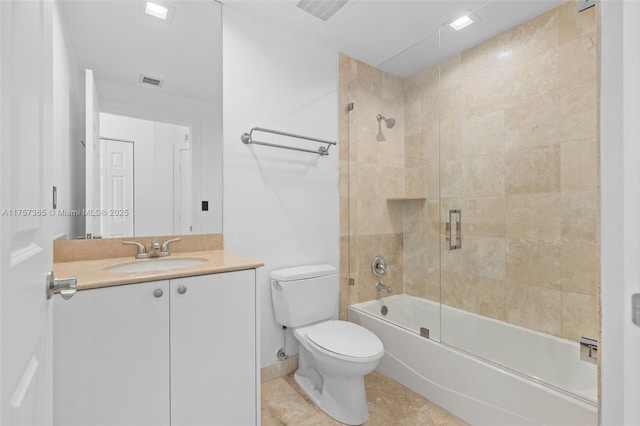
[54,250,264,291]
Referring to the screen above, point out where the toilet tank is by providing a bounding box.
[270,264,338,328]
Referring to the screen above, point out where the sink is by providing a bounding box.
[104,258,207,273]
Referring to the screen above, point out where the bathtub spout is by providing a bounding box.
[375,282,393,294]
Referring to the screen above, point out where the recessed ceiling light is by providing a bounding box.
[449,15,474,31]
[145,1,168,20]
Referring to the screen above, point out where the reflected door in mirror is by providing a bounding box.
[101,139,134,238]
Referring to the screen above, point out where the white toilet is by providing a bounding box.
[270,264,384,425]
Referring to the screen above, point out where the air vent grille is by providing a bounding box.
[296,0,348,21]
[139,74,164,88]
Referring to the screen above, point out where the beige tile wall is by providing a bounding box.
[339,1,599,341]
[338,54,407,319]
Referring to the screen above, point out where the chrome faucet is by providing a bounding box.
[375,282,393,294]
[148,241,162,258]
[123,237,182,259]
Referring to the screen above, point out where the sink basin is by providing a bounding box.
[104,258,207,273]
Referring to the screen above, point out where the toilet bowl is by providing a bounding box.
[293,320,384,425]
[270,265,384,425]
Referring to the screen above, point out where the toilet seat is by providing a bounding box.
[305,321,384,362]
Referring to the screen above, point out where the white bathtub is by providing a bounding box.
[349,294,598,426]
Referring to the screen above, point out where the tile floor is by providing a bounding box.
[261,371,466,425]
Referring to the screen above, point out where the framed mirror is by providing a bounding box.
[60,0,222,238]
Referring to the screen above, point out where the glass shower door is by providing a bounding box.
[341,52,442,340]
[436,3,599,402]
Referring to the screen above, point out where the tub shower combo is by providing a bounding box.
[349,289,598,425]
[349,221,598,425]
[341,3,600,424]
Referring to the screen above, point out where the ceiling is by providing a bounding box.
[60,0,222,103]
[60,0,563,104]
[224,0,562,77]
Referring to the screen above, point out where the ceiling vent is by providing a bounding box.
[139,74,164,88]
[296,0,349,21]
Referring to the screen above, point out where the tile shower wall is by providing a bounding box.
[340,1,599,341]
[338,54,407,318]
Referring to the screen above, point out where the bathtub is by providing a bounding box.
[348,294,598,426]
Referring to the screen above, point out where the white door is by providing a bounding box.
[600,2,640,425]
[85,69,101,237]
[173,140,191,234]
[0,0,55,424]
[619,2,640,424]
[100,138,134,238]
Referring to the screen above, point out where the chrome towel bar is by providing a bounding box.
[240,126,336,156]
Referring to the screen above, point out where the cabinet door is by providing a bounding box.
[170,270,256,426]
[54,281,170,426]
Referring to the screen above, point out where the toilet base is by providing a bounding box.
[294,370,369,426]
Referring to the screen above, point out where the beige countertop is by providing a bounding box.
[54,250,264,291]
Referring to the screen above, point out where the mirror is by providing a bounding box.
[60,0,222,238]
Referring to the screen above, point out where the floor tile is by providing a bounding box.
[262,371,466,425]
[261,377,320,425]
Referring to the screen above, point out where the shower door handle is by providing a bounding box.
[446,210,461,251]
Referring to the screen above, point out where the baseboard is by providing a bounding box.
[261,356,299,383]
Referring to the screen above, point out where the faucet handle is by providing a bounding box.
[161,237,181,254]
[371,256,387,277]
[123,241,148,259]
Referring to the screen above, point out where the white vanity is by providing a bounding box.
[52,236,262,426]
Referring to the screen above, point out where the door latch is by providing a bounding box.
[633,293,640,327]
[46,271,77,300]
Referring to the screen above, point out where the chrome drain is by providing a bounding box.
[381,305,388,316]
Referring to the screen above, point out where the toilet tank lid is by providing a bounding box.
[270,264,336,281]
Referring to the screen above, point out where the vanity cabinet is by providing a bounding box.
[53,269,257,426]
[169,271,256,425]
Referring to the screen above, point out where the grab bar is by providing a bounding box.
[240,126,336,156]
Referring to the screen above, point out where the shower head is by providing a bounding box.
[377,114,396,129]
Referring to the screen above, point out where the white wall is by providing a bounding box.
[100,113,188,237]
[222,6,339,367]
[600,1,640,424]
[52,0,83,239]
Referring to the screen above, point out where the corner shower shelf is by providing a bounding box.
[386,197,426,202]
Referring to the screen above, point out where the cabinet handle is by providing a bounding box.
[153,289,164,298]
[177,286,187,295]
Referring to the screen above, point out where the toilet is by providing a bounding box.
[270,264,384,425]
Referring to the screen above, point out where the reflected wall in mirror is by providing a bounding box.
[60,0,222,238]
[99,113,192,238]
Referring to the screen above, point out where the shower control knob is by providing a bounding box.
[177,285,187,295]
[371,256,388,277]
